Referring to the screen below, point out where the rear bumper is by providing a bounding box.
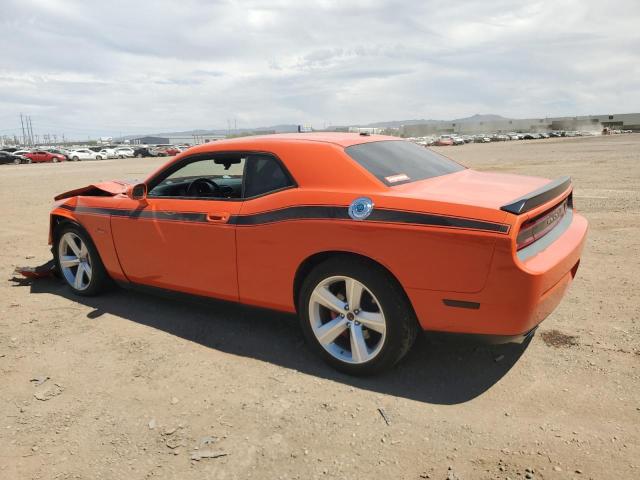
[407,211,588,335]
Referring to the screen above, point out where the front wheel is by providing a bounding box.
[72,156,79,161]
[298,257,418,375]
[96,155,102,160]
[54,224,110,296]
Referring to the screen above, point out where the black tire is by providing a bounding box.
[53,223,110,296]
[13,158,20,165]
[72,156,79,161]
[136,153,143,158]
[298,256,418,375]
[96,155,102,160]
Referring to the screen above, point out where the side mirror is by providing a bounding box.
[126,183,147,201]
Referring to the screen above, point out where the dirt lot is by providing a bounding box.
[1,135,638,479]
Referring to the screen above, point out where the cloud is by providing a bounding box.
[0,0,639,138]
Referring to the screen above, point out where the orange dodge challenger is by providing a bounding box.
[49,133,587,374]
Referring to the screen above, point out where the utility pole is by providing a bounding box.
[20,113,26,146]
[28,116,35,146]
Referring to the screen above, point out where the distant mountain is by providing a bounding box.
[324,115,508,130]
[355,114,509,129]
[357,119,441,128]
[119,115,510,140]
[119,124,300,140]
[452,114,507,123]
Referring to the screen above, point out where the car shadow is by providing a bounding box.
[11,275,531,405]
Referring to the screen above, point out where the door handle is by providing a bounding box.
[207,212,230,223]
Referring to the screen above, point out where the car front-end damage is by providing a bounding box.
[53,180,132,201]
[47,180,134,281]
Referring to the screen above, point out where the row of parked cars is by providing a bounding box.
[0,144,188,165]
[410,130,604,147]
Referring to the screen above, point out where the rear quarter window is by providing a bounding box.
[345,140,465,186]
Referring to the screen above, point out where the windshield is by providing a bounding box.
[345,140,465,186]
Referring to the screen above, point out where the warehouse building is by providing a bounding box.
[128,134,226,145]
[400,113,640,136]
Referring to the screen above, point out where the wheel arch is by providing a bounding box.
[292,250,417,317]
[49,212,80,245]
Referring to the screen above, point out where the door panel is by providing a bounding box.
[111,197,242,301]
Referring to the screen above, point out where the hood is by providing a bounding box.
[390,169,550,211]
[54,180,133,200]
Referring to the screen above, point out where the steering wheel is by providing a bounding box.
[186,178,221,197]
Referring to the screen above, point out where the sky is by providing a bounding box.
[1,0,639,139]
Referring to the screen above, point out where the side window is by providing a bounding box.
[243,154,294,198]
[148,154,245,199]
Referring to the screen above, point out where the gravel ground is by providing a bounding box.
[0,134,638,479]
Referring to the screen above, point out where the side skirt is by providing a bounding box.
[113,280,296,318]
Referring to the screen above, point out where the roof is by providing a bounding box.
[195,132,401,149]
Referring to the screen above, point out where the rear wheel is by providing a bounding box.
[72,156,79,161]
[298,257,418,375]
[96,155,102,160]
[52,158,59,163]
[136,153,143,158]
[13,158,20,165]
[54,224,110,296]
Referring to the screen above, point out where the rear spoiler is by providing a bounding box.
[501,176,572,215]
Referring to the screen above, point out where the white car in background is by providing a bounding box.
[114,147,135,158]
[98,148,119,159]
[68,149,104,161]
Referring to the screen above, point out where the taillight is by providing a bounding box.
[516,198,568,250]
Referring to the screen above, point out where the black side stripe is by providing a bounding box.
[75,205,207,223]
[367,209,508,233]
[56,204,509,233]
[230,206,509,233]
[229,206,350,225]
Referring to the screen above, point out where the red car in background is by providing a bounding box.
[165,147,181,156]
[153,146,181,157]
[24,150,66,163]
[433,136,454,146]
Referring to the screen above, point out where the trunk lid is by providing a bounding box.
[390,169,551,211]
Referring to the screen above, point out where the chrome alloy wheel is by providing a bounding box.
[58,232,92,291]
[309,275,387,364]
